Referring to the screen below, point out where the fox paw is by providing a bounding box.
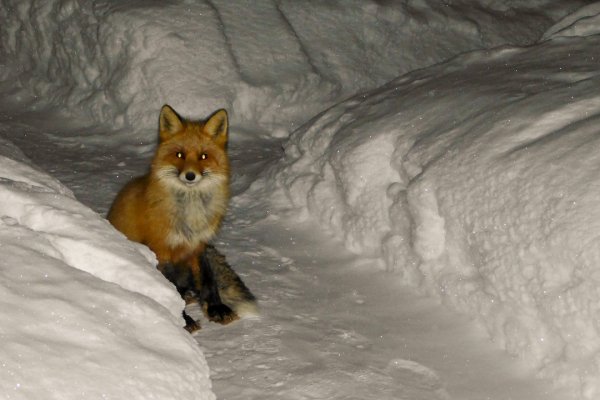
[183,310,201,333]
[206,304,239,325]
[184,320,201,333]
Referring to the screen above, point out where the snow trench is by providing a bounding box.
[1,1,597,398]
[250,8,600,398]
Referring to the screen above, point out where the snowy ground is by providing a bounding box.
[200,216,571,400]
[2,1,600,399]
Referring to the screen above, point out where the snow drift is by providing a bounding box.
[248,4,600,398]
[0,138,214,399]
[0,0,584,137]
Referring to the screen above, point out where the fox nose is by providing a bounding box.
[185,172,196,181]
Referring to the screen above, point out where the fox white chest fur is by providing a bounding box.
[164,185,228,249]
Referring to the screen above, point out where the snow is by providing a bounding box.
[249,5,600,398]
[1,0,582,137]
[0,144,214,398]
[1,0,599,399]
[542,2,600,39]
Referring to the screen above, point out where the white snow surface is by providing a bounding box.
[0,140,214,399]
[1,0,600,399]
[0,0,585,137]
[247,5,600,398]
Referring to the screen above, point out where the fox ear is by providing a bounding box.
[204,109,228,146]
[159,105,184,140]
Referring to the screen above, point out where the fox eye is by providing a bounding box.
[200,153,208,160]
[176,151,185,159]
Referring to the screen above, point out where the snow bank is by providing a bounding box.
[0,0,584,137]
[250,6,600,398]
[0,139,214,399]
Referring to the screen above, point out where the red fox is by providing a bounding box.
[108,105,256,332]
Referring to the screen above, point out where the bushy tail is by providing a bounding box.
[204,244,258,317]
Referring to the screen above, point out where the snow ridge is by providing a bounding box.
[1,0,580,137]
[251,10,600,398]
[0,139,215,399]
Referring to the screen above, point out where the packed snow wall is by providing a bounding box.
[0,134,215,398]
[0,0,586,137]
[249,4,600,398]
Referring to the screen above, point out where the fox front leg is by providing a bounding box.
[158,262,201,332]
[182,311,200,333]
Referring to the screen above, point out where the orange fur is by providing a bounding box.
[108,105,230,274]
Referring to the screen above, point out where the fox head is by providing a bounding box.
[152,105,230,192]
